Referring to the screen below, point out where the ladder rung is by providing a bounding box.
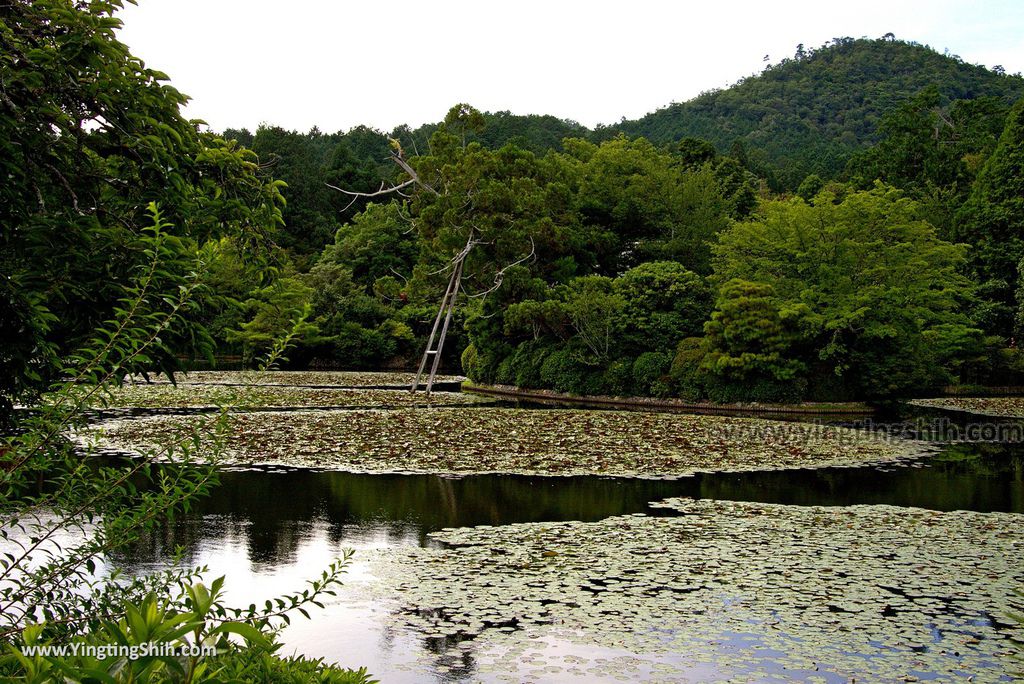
[426,350,438,355]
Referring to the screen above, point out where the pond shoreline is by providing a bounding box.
[908,396,1024,420]
[462,381,876,416]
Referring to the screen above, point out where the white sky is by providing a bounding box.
[115,0,1024,134]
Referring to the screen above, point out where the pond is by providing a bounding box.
[106,434,1023,682]
[61,380,1023,681]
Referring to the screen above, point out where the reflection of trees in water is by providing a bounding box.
[317,471,689,530]
[695,445,1023,512]
[113,446,1023,571]
[403,607,480,680]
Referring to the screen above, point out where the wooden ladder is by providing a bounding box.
[410,256,465,395]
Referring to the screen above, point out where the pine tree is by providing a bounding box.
[955,98,1024,337]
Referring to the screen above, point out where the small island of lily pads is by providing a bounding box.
[93,398,922,477]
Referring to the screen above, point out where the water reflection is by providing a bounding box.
[124,443,1024,559]
[106,443,1022,681]
[115,442,1023,577]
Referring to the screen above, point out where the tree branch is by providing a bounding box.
[325,177,418,212]
[466,237,536,300]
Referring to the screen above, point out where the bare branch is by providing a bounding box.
[466,236,536,300]
[388,267,411,288]
[390,152,440,196]
[325,148,439,213]
[325,177,418,212]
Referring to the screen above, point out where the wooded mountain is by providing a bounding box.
[610,37,1024,189]
[322,38,1024,191]
[225,37,1023,259]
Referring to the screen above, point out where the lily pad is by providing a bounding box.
[127,370,465,388]
[362,500,1023,683]
[910,396,1024,419]
[93,407,924,476]
[92,385,491,410]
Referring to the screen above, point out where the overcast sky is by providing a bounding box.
[115,0,1024,134]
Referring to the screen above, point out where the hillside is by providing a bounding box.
[405,111,589,155]
[221,37,1024,259]
[612,37,1024,188]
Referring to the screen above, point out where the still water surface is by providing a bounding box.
[107,435,1022,681]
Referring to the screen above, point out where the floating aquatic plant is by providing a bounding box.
[94,385,490,410]
[361,499,1023,683]
[910,396,1024,419]
[127,370,465,388]
[94,407,922,476]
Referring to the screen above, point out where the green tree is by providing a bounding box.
[613,261,711,354]
[249,125,339,261]
[561,276,624,363]
[0,0,284,418]
[954,98,1024,338]
[560,136,733,274]
[847,88,963,194]
[846,88,1010,234]
[323,202,418,289]
[0,7,367,678]
[191,238,273,353]
[797,174,825,202]
[698,280,810,401]
[712,185,982,398]
[229,274,318,363]
[301,259,415,368]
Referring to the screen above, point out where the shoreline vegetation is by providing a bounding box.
[463,381,875,415]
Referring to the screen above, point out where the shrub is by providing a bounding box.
[540,349,589,394]
[601,358,634,396]
[460,343,480,379]
[330,323,396,369]
[578,368,611,396]
[507,342,550,389]
[2,577,374,683]
[495,355,516,385]
[614,262,712,354]
[670,337,708,400]
[632,352,671,397]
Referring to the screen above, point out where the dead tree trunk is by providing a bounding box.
[411,238,471,394]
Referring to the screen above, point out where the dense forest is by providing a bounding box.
[617,36,1024,189]
[6,30,1024,412]
[211,39,1024,403]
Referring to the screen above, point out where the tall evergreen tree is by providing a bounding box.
[954,98,1024,337]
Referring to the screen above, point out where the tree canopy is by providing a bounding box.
[9,3,1020,406]
[700,186,984,399]
[0,0,284,415]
